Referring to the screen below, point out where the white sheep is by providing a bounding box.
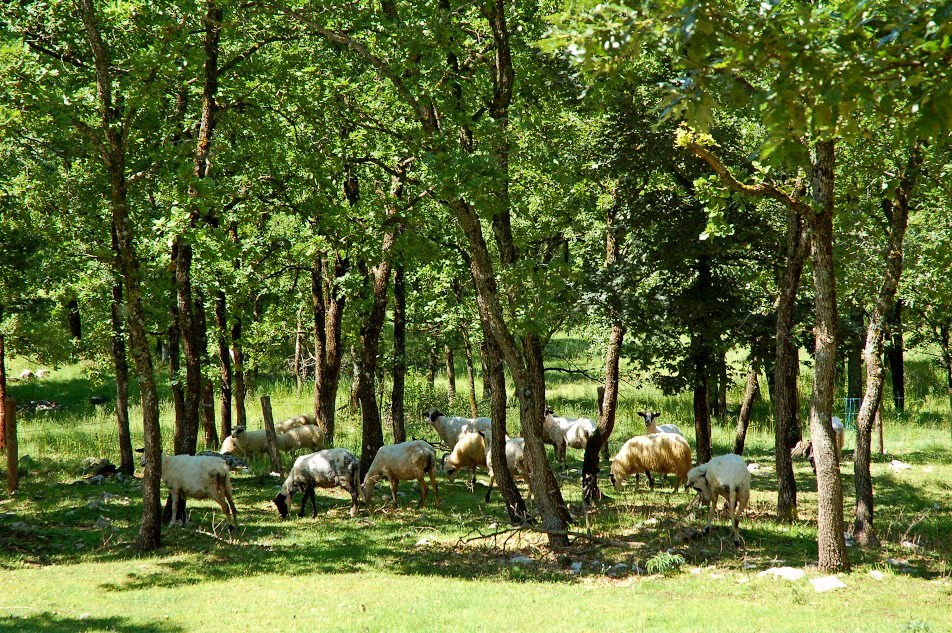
[790,416,846,474]
[227,423,325,456]
[149,453,239,531]
[35,369,50,379]
[638,410,683,436]
[17,369,35,381]
[609,433,692,492]
[484,436,531,503]
[686,453,751,547]
[274,413,316,434]
[543,406,596,462]
[423,407,492,448]
[443,430,491,489]
[274,448,360,519]
[362,440,440,510]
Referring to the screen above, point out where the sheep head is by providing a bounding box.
[273,492,291,519]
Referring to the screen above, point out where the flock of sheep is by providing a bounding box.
[155,406,754,546]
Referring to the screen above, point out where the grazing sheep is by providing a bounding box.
[790,416,846,474]
[638,410,683,436]
[17,369,35,381]
[227,423,325,457]
[686,453,751,547]
[443,430,491,489]
[423,408,492,448]
[145,453,239,531]
[35,369,50,379]
[274,413,316,434]
[543,406,596,462]
[362,440,439,510]
[274,448,360,519]
[484,436,531,503]
[609,433,692,492]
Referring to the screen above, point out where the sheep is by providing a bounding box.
[143,452,239,531]
[362,440,439,510]
[423,408,492,448]
[543,406,596,462]
[274,413,316,434]
[790,416,846,474]
[638,410,683,436]
[35,369,50,379]
[609,433,692,493]
[686,453,751,547]
[443,430,491,490]
[227,423,325,457]
[17,369,34,381]
[484,435,531,503]
[274,448,360,519]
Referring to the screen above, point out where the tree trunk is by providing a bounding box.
[853,150,918,548]
[733,356,761,455]
[461,324,479,418]
[445,345,457,406]
[391,263,407,444]
[808,139,849,572]
[110,258,134,475]
[195,294,218,450]
[886,300,906,413]
[583,323,625,503]
[232,316,247,428]
[0,307,6,453]
[775,211,808,522]
[847,304,864,403]
[294,306,304,395]
[716,353,728,423]
[692,333,713,465]
[79,0,163,549]
[942,325,952,437]
[312,256,347,446]
[426,343,438,391]
[67,297,82,340]
[169,252,186,434]
[482,336,528,522]
[214,290,232,441]
[173,238,202,456]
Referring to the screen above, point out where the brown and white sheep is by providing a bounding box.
[610,433,692,493]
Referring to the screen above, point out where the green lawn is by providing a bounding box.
[2,359,951,632]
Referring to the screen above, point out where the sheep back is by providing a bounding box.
[611,434,692,489]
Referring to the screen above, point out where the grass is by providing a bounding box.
[2,347,952,632]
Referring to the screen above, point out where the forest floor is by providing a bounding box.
[1,357,950,632]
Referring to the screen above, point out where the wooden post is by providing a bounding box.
[261,396,283,478]
[5,398,17,493]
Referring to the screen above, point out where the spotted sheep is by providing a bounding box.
[274,448,360,519]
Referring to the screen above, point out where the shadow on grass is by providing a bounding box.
[0,613,182,633]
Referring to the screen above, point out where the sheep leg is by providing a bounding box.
[429,466,440,508]
[645,471,655,490]
[704,493,717,536]
[469,467,477,492]
[417,476,428,508]
[169,490,180,527]
[298,493,308,518]
[728,489,742,546]
[485,476,495,502]
[309,488,319,518]
[389,477,400,508]
[349,488,359,518]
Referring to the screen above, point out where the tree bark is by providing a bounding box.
[109,248,134,475]
[482,336,528,522]
[886,300,906,413]
[312,254,348,447]
[195,294,218,450]
[733,356,761,455]
[459,318,479,417]
[854,150,920,547]
[173,238,202,455]
[232,316,247,429]
[79,0,162,550]
[846,304,864,403]
[808,139,849,572]
[692,257,714,465]
[214,290,232,441]
[0,307,7,453]
[444,344,457,406]
[941,325,952,434]
[294,306,304,395]
[169,248,186,434]
[391,263,407,444]
[775,212,808,522]
[3,399,16,493]
[426,342,438,391]
[583,323,625,503]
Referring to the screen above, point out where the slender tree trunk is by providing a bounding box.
[445,345,457,406]
[426,343,438,391]
[391,263,407,443]
[482,336,528,522]
[110,259,134,475]
[847,304,864,403]
[716,354,728,423]
[169,252,186,432]
[941,325,952,436]
[775,212,808,522]
[875,404,884,455]
[692,333,713,465]
[583,323,625,502]
[461,324,479,418]
[0,306,6,453]
[214,290,232,441]
[195,295,218,450]
[232,317,247,428]
[173,238,202,455]
[809,139,849,572]
[855,153,920,546]
[733,356,761,455]
[886,300,906,413]
[294,306,303,394]
[313,254,348,446]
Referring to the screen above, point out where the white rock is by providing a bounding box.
[901,540,921,550]
[810,576,847,592]
[690,567,702,574]
[737,577,750,584]
[510,556,535,564]
[569,562,583,575]
[868,570,885,580]
[414,538,431,547]
[758,567,806,581]
[922,466,934,473]
[746,463,761,472]
[889,460,912,470]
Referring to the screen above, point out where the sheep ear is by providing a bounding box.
[653,411,661,419]
[477,430,485,437]
[637,411,646,418]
